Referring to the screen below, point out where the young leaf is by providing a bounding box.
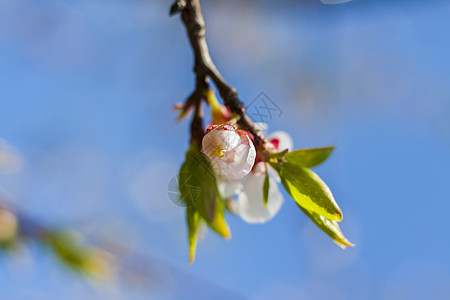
[269,148,289,159]
[285,146,334,168]
[179,144,217,222]
[45,231,89,273]
[186,206,200,264]
[263,167,270,207]
[43,231,113,279]
[206,196,231,239]
[270,161,342,221]
[297,205,354,249]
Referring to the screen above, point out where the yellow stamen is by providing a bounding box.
[212,146,225,157]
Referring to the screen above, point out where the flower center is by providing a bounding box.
[212,146,225,158]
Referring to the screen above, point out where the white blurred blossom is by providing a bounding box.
[0,139,23,174]
[320,0,353,4]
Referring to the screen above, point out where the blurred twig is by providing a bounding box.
[0,194,170,287]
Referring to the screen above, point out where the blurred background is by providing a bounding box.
[1,0,450,299]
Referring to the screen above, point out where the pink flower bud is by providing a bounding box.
[267,131,293,152]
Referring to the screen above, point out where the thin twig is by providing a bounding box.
[171,0,262,145]
[190,92,204,148]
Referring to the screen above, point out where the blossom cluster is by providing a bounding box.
[176,88,352,263]
[202,122,291,223]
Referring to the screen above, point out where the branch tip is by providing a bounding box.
[172,0,262,140]
[170,0,186,16]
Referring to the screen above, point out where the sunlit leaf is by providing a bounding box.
[44,231,113,279]
[263,167,269,207]
[206,197,231,239]
[284,146,334,168]
[186,205,199,264]
[179,144,227,263]
[45,231,88,272]
[270,161,342,221]
[269,148,288,159]
[81,248,114,280]
[179,144,217,222]
[298,205,354,249]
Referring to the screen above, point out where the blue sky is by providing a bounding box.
[1,0,450,299]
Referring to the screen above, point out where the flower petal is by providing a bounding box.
[218,135,256,179]
[237,174,283,224]
[217,179,243,199]
[202,127,240,159]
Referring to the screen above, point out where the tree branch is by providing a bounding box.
[171,0,262,145]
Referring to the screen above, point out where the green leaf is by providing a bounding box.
[269,148,289,159]
[179,144,217,222]
[44,231,114,279]
[298,205,354,249]
[206,197,231,239]
[270,161,342,221]
[186,205,199,264]
[45,231,89,272]
[180,144,229,263]
[285,146,335,168]
[263,167,269,207]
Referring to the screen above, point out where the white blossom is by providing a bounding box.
[202,125,256,179]
[236,163,284,224]
[209,128,294,224]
